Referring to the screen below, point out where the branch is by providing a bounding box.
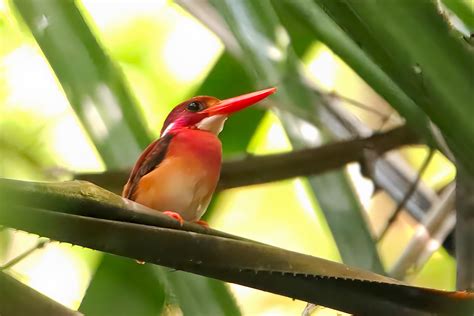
[319,97,438,221]
[76,126,418,193]
[0,238,48,271]
[219,125,416,190]
[0,179,472,315]
[377,148,435,241]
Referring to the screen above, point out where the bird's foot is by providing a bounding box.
[194,220,209,228]
[163,211,184,226]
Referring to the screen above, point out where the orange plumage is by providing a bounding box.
[123,88,276,225]
[132,130,221,221]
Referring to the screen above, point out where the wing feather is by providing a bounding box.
[122,134,173,199]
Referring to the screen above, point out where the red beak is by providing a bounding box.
[203,87,277,116]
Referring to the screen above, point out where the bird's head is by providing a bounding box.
[160,87,276,136]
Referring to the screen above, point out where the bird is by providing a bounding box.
[122,87,276,226]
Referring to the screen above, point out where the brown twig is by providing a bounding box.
[218,125,416,190]
[0,238,49,271]
[76,125,418,193]
[377,148,435,241]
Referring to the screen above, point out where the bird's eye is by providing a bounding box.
[186,101,203,112]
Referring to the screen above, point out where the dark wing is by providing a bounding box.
[122,133,173,199]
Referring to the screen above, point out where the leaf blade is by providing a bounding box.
[1,199,471,316]
[332,0,474,174]
[79,255,166,316]
[12,0,150,169]
[209,0,384,273]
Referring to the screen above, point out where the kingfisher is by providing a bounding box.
[123,87,276,226]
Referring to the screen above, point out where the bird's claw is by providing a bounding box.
[194,220,209,228]
[163,211,184,226]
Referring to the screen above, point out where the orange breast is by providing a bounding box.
[134,129,222,221]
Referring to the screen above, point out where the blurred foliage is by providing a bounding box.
[309,0,474,174]
[281,0,431,137]
[210,0,384,273]
[162,270,242,316]
[442,0,474,31]
[13,0,151,169]
[0,0,471,315]
[79,255,166,316]
[0,110,55,180]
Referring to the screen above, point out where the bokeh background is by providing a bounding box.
[1,0,471,315]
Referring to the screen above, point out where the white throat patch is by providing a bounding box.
[161,122,175,137]
[196,115,227,135]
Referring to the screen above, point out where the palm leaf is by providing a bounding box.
[0,178,472,315]
[11,0,239,312]
[208,0,384,273]
[312,0,474,174]
[0,271,81,316]
[13,0,150,169]
[78,255,166,316]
